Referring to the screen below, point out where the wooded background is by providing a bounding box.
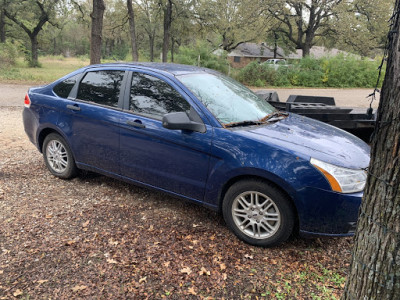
[0,0,394,67]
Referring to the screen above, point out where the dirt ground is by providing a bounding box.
[0,84,359,299]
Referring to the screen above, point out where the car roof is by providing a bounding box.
[87,62,215,76]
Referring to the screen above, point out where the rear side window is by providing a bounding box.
[77,70,125,108]
[130,72,190,120]
[53,74,81,98]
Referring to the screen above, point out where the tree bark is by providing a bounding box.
[127,0,138,61]
[302,43,311,57]
[90,0,105,65]
[170,36,174,62]
[0,7,5,43]
[30,35,38,63]
[342,2,400,299]
[161,0,172,62]
[149,34,154,61]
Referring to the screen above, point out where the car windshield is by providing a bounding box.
[177,73,276,126]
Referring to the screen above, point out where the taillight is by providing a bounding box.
[24,93,31,108]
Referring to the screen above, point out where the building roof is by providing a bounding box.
[228,43,285,58]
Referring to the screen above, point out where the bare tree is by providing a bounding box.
[127,0,138,61]
[269,0,341,57]
[342,1,400,299]
[90,0,105,64]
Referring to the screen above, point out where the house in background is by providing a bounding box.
[227,43,285,68]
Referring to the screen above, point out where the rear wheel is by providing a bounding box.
[222,180,295,247]
[43,133,77,179]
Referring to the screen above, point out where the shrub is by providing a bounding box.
[235,55,384,88]
[175,42,229,74]
[0,42,18,68]
[236,62,277,86]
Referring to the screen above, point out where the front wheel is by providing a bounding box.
[222,180,295,247]
[43,133,78,179]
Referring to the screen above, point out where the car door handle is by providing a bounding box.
[67,104,81,111]
[126,120,146,128]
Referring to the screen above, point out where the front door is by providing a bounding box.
[119,71,213,201]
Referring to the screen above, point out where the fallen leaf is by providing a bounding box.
[82,220,90,227]
[188,286,197,295]
[71,285,87,292]
[244,254,254,259]
[180,267,192,275]
[139,276,147,283]
[219,263,226,271]
[164,261,170,268]
[13,289,23,297]
[223,273,227,280]
[199,267,210,276]
[45,215,53,219]
[0,270,3,275]
[107,258,118,264]
[37,280,48,285]
[108,238,118,246]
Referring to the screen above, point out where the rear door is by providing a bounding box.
[119,71,213,201]
[56,69,127,174]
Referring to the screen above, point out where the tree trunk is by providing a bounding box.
[342,2,400,299]
[162,0,172,62]
[90,0,105,65]
[170,36,174,62]
[127,0,138,61]
[149,34,154,62]
[30,35,39,66]
[0,8,5,43]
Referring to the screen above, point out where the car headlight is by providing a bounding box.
[310,158,367,194]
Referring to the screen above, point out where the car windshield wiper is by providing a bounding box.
[223,111,289,128]
[223,120,264,128]
[259,111,289,123]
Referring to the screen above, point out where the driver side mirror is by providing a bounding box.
[162,111,206,133]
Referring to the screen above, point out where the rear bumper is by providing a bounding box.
[22,107,39,148]
[295,187,361,236]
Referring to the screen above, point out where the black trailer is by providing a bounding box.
[255,91,376,142]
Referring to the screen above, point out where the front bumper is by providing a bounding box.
[295,186,362,236]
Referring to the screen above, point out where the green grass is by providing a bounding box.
[0,56,90,84]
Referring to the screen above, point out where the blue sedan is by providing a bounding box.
[22,63,370,247]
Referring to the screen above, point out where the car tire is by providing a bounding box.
[43,133,78,179]
[222,180,295,247]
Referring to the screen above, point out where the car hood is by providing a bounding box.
[240,113,370,169]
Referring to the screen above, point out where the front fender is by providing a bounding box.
[203,127,331,210]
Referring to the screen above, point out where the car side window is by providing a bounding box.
[53,74,81,98]
[130,72,190,120]
[77,70,125,108]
